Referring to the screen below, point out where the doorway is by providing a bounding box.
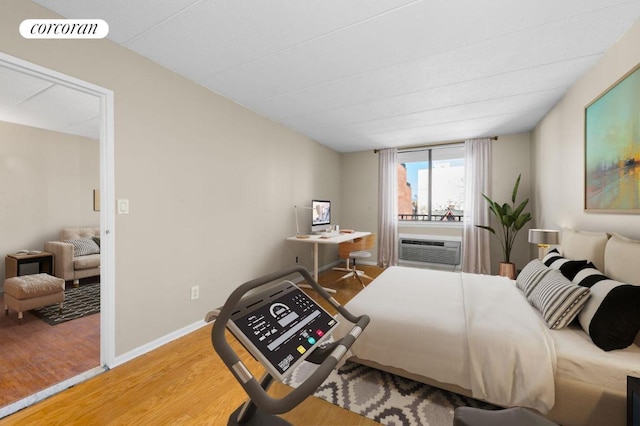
[0,52,114,417]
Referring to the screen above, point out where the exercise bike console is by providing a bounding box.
[207,265,369,425]
[227,281,339,381]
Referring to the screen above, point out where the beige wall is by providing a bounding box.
[0,121,99,281]
[489,133,532,273]
[532,18,640,240]
[0,0,341,355]
[340,151,379,259]
[340,134,532,273]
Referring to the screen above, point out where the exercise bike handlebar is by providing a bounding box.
[209,265,369,415]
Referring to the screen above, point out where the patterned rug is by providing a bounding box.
[32,283,100,325]
[284,361,498,425]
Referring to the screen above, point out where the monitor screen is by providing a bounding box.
[312,200,331,226]
[227,281,338,381]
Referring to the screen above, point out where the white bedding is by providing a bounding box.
[333,266,557,413]
[551,324,640,393]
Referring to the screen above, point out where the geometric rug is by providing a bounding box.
[284,360,498,426]
[32,283,100,325]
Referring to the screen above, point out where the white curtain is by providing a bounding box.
[462,138,492,274]
[377,148,398,268]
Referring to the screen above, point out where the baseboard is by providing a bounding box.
[112,260,375,367]
[112,319,209,368]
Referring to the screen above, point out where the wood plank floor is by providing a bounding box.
[0,265,384,425]
[0,280,100,407]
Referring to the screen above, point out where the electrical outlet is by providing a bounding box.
[190,285,199,300]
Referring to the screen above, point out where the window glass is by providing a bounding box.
[398,144,464,222]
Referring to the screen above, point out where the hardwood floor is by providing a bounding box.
[0,280,100,407]
[0,264,383,425]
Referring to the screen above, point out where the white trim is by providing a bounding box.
[0,53,116,385]
[99,77,116,368]
[399,221,462,229]
[0,366,106,418]
[112,320,209,367]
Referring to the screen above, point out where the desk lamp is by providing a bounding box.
[528,229,559,260]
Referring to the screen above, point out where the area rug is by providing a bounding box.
[284,361,498,426]
[32,283,100,325]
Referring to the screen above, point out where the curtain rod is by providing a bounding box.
[373,136,498,153]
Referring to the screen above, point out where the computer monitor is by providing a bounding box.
[311,200,331,233]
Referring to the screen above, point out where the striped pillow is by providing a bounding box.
[573,266,640,351]
[62,238,100,257]
[516,259,551,298]
[528,269,590,329]
[543,249,589,281]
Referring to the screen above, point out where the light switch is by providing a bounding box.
[117,199,129,214]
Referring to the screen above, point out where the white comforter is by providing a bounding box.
[334,266,557,413]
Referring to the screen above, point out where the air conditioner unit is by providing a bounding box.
[399,238,461,266]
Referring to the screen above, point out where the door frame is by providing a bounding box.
[0,51,115,414]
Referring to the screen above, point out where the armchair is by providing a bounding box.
[44,227,100,286]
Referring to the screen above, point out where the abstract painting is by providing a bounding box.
[585,63,640,212]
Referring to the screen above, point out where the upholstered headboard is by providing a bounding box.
[559,228,640,286]
[604,233,640,286]
[559,229,609,272]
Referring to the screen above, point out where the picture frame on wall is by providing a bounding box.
[584,63,640,213]
[93,189,100,211]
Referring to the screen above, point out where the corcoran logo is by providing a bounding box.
[20,19,109,39]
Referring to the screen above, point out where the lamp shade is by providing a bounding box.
[528,229,559,245]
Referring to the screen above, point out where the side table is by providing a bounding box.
[5,252,54,278]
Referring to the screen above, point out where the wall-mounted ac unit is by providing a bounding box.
[399,237,461,266]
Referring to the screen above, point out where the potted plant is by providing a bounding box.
[476,174,532,279]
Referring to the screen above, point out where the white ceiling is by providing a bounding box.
[26,0,640,151]
[0,64,100,139]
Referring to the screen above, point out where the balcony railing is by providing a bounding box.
[398,213,463,222]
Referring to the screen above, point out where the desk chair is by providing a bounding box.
[334,234,376,288]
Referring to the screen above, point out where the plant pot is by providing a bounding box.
[499,262,516,280]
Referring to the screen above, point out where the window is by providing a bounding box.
[397,144,465,222]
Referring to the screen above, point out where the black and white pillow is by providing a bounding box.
[527,269,590,329]
[516,259,551,298]
[572,266,640,351]
[572,264,608,288]
[62,238,100,257]
[542,249,589,281]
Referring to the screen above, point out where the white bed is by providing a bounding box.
[333,229,640,426]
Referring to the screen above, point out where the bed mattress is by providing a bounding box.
[550,324,640,393]
[333,265,557,412]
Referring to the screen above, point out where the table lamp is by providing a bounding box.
[528,229,559,260]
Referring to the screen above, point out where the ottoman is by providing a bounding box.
[4,273,65,324]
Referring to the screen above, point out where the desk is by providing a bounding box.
[5,252,54,278]
[286,231,371,282]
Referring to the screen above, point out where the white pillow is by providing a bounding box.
[561,228,609,272]
[604,233,640,286]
